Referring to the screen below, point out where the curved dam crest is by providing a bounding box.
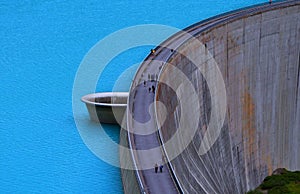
[120,1,300,193]
[156,2,300,193]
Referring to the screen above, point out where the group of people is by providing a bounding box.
[148,85,155,93]
[154,163,163,173]
[144,80,156,93]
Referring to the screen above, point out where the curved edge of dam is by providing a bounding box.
[120,1,300,193]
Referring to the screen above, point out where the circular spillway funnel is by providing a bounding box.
[81,92,128,125]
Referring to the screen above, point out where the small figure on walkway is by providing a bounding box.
[151,49,156,55]
[159,164,163,173]
[148,87,151,93]
[152,85,155,93]
[154,163,158,173]
[144,80,146,87]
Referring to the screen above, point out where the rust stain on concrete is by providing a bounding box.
[261,134,273,175]
[242,90,257,165]
[266,155,273,175]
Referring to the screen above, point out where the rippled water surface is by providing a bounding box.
[0,0,266,193]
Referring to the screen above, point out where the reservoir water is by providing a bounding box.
[0,0,266,193]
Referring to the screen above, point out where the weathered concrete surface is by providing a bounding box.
[156,2,300,194]
[120,1,300,194]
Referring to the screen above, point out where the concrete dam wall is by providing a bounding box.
[155,2,300,193]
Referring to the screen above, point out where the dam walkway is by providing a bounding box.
[126,1,299,193]
[129,79,179,194]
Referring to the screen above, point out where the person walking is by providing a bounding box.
[151,49,156,55]
[154,163,158,173]
[159,164,163,173]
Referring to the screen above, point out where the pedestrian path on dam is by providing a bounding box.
[129,77,179,194]
[125,1,300,193]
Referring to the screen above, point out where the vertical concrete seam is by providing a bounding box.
[296,53,300,109]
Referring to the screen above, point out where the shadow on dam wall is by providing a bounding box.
[156,2,300,193]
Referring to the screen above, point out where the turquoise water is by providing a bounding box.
[0,0,266,193]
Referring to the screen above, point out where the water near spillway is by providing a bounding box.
[0,0,266,193]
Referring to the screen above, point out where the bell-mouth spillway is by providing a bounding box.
[81,92,128,124]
